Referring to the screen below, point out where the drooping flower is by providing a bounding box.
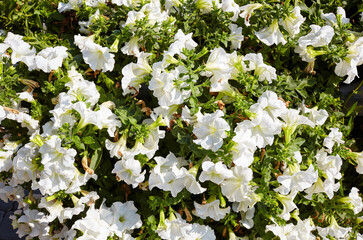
[317,215,352,240]
[74,34,115,72]
[255,19,287,46]
[279,6,305,37]
[239,3,263,26]
[228,23,244,50]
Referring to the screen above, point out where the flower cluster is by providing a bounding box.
[0,0,362,239]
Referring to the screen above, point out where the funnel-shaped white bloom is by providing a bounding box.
[297,25,334,48]
[34,46,68,73]
[316,149,342,182]
[239,3,263,26]
[256,20,286,46]
[193,199,230,221]
[279,6,305,37]
[121,52,153,95]
[193,110,230,152]
[317,216,352,240]
[276,190,298,220]
[244,53,277,83]
[228,24,244,50]
[199,161,233,184]
[74,35,115,72]
[323,128,344,152]
[112,157,145,188]
[221,166,253,202]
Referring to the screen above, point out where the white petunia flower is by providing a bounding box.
[323,128,344,152]
[239,3,263,26]
[321,7,350,27]
[193,110,230,152]
[149,153,187,197]
[304,177,340,200]
[276,190,298,220]
[234,107,282,148]
[221,166,253,202]
[72,204,111,240]
[74,34,115,72]
[266,218,316,240]
[255,19,286,46]
[101,201,142,237]
[16,208,51,239]
[112,157,146,188]
[298,102,329,126]
[156,213,192,240]
[183,223,216,239]
[221,0,240,21]
[58,0,82,12]
[280,108,315,143]
[181,166,207,194]
[121,52,153,95]
[339,187,363,214]
[199,161,233,184]
[334,37,363,84]
[317,216,351,240]
[34,46,68,73]
[193,199,230,221]
[4,32,36,70]
[279,6,305,37]
[244,53,277,83]
[316,149,342,182]
[66,66,100,107]
[275,164,318,195]
[297,25,335,48]
[228,24,244,50]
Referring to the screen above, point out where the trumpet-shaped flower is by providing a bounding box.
[221,166,253,202]
[298,102,329,126]
[280,109,314,143]
[297,25,335,48]
[149,65,191,107]
[334,37,363,83]
[244,53,277,83]
[199,161,233,184]
[275,164,318,195]
[112,157,146,188]
[228,24,244,50]
[221,0,240,21]
[72,204,111,240]
[193,199,230,221]
[323,128,344,152]
[339,187,363,214]
[316,149,342,182]
[121,52,153,95]
[317,216,352,240]
[255,19,286,46]
[193,110,230,152]
[201,47,233,83]
[304,177,340,200]
[101,201,142,236]
[239,3,263,26]
[279,6,305,37]
[276,190,298,220]
[321,7,350,26]
[266,218,316,240]
[34,46,68,73]
[74,35,115,72]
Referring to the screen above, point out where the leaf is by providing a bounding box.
[73,135,85,151]
[90,148,103,171]
[82,136,95,145]
[346,101,357,117]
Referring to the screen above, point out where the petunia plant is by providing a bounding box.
[0,0,363,239]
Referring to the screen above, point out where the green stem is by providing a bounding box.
[344,79,363,107]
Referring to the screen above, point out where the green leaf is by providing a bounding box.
[90,148,103,171]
